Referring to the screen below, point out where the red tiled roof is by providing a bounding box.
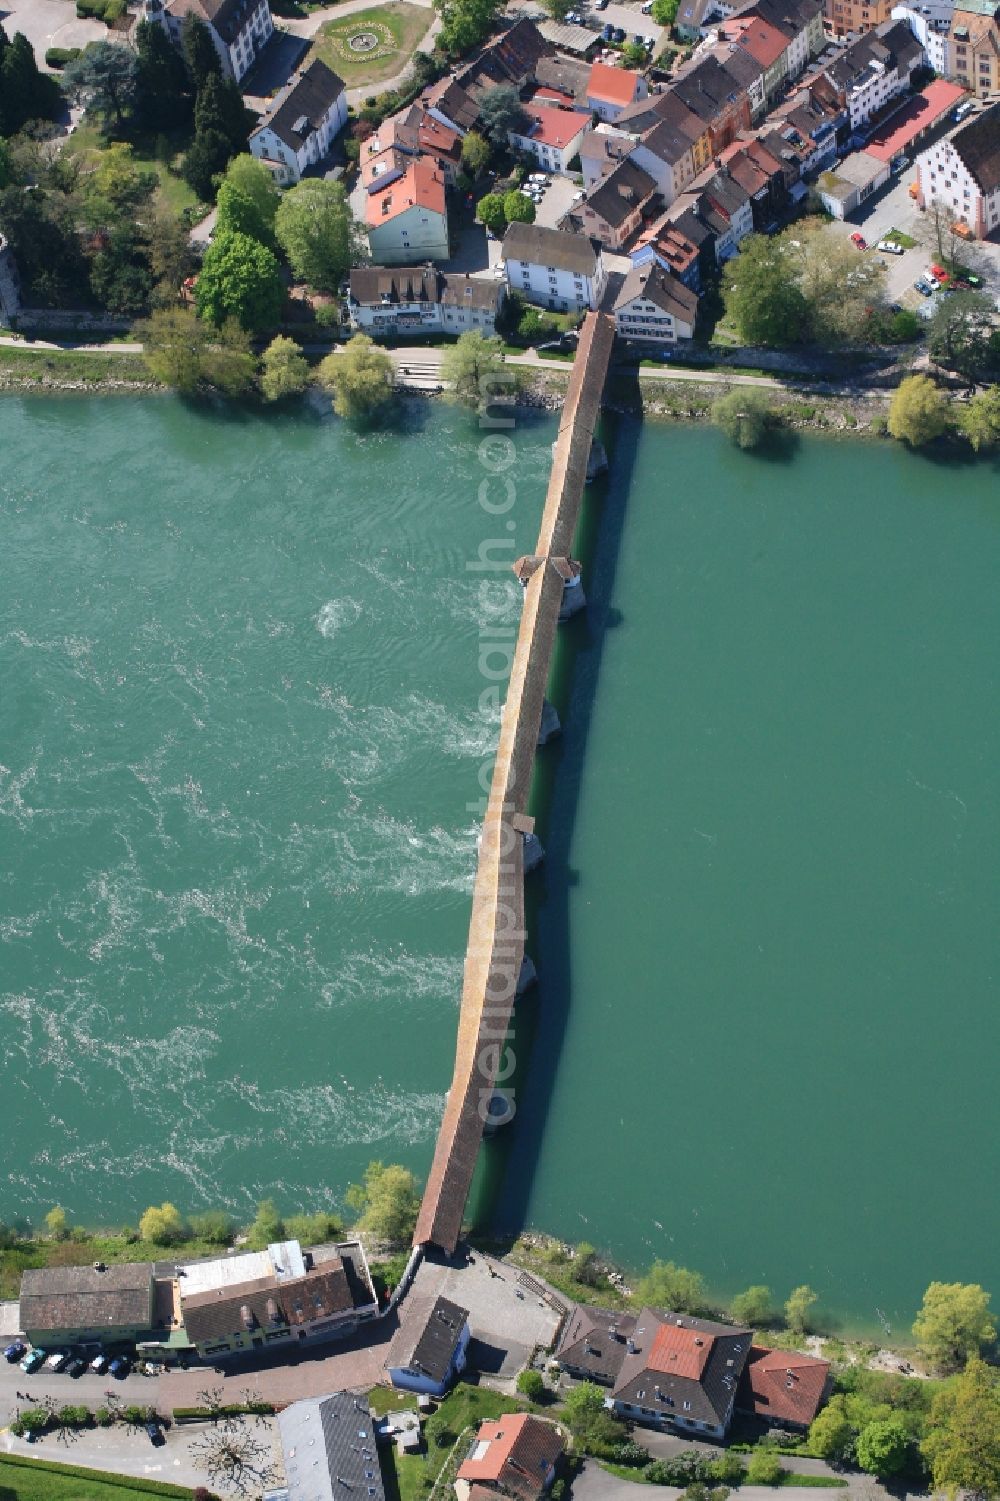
[588,59,644,107]
[739,1345,831,1427]
[863,79,966,162]
[521,101,590,149]
[724,15,789,68]
[648,1320,714,1379]
[366,158,445,225]
[457,1413,564,1501]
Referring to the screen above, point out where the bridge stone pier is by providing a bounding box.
[413,312,616,1254]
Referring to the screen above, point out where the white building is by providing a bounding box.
[613,262,699,343]
[586,59,649,122]
[891,0,952,74]
[249,59,347,185]
[916,101,1000,238]
[508,100,591,173]
[159,0,273,83]
[817,148,890,215]
[501,221,608,313]
[347,267,504,336]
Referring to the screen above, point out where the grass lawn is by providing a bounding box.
[0,1231,248,1298]
[0,1457,190,1501]
[310,3,430,89]
[64,123,204,221]
[369,1384,524,1501]
[884,227,917,248]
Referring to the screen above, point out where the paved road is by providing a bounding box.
[1,1416,243,1493]
[1,0,105,65]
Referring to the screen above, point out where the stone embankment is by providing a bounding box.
[413,311,617,1254]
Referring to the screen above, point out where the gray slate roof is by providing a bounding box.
[951,101,1000,192]
[615,262,700,321]
[556,1304,637,1384]
[255,58,345,152]
[584,156,657,227]
[385,1293,468,1385]
[181,1256,358,1345]
[612,1308,752,1429]
[20,1263,154,1333]
[502,221,601,276]
[278,1392,384,1501]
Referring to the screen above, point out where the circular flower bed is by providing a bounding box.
[328,20,397,61]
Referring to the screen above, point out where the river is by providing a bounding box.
[1,394,997,1334]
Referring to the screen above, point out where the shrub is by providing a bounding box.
[746,1449,784,1485]
[712,387,778,450]
[45,47,83,68]
[517,1369,546,1401]
[434,1427,456,1448]
[707,1452,748,1484]
[613,1441,649,1467]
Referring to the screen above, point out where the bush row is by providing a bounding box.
[76,0,127,20]
[44,47,83,68]
[0,1453,190,1497]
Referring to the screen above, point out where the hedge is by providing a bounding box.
[45,47,82,67]
[172,1402,273,1422]
[0,1455,192,1497]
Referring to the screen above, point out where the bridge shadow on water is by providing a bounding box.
[467,370,645,1250]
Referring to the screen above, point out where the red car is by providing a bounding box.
[850,232,867,249]
[930,263,950,283]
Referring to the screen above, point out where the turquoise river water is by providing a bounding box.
[2,394,998,1334]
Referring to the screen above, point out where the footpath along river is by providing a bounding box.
[1,394,998,1333]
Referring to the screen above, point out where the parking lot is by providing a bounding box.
[826,169,1000,310]
[0,0,105,64]
[581,1,666,49]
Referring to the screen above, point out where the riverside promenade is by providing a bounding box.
[414,311,617,1254]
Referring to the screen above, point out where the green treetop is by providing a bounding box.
[912,1281,996,1373]
[319,335,395,424]
[887,375,949,447]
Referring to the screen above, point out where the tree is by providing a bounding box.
[634,1260,707,1314]
[809,1394,854,1463]
[723,235,808,348]
[260,335,310,401]
[543,0,572,19]
[504,189,535,224]
[622,41,648,66]
[275,178,362,292]
[182,14,223,92]
[345,1160,420,1244]
[912,1282,996,1373]
[89,221,154,315]
[190,1417,279,1496]
[216,155,280,246]
[562,1381,627,1457]
[181,128,231,201]
[435,0,503,56]
[958,384,1000,452]
[476,191,507,235]
[746,1450,783,1486]
[195,230,284,330]
[477,85,527,141]
[461,130,491,176]
[574,1242,604,1288]
[441,330,508,411]
[796,226,886,345]
[148,213,196,305]
[45,1207,68,1240]
[887,375,949,448]
[188,1210,235,1244]
[731,1285,774,1326]
[134,19,191,132]
[0,185,88,306]
[785,1284,819,1334]
[247,1198,285,1250]
[0,137,12,190]
[707,1453,748,1485]
[195,75,252,156]
[652,0,680,21]
[712,387,776,450]
[319,336,395,423]
[922,1357,1000,1498]
[142,307,256,394]
[63,42,139,131]
[517,1369,546,1400]
[929,291,996,386]
[0,31,60,136]
[856,1416,910,1478]
[139,1202,186,1244]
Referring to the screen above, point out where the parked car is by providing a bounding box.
[595,0,609,10]
[145,1421,166,1447]
[90,1352,110,1374]
[849,232,867,249]
[930,263,949,283]
[613,26,626,41]
[642,0,655,10]
[965,272,983,287]
[914,278,933,295]
[20,1348,46,1374]
[109,1356,131,1379]
[876,239,903,254]
[46,1351,71,1372]
[67,1356,87,1379]
[3,1341,26,1363]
